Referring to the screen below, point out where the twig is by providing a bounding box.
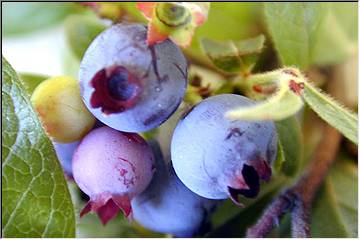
[246,191,293,237]
[246,67,344,238]
[247,125,341,237]
[291,193,310,238]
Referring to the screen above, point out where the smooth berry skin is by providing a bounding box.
[72,126,155,224]
[52,122,104,179]
[31,76,96,143]
[132,141,217,237]
[171,94,277,205]
[79,23,187,132]
[53,141,80,179]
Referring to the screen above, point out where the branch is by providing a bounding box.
[246,191,293,237]
[247,125,341,237]
[291,193,310,238]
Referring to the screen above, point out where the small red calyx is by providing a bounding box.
[80,193,131,225]
[90,66,141,115]
[228,160,272,206]
[228,164,260,206]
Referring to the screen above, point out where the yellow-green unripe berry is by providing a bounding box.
[31,76,96,143]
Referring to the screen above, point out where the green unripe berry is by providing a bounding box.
[31,76,96,143]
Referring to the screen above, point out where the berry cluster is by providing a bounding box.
[31,23,277,236]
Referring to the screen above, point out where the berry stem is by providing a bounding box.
[246,192,292,237]
[291,195,310,238]
[246,67,343,238]
[247,125,341,237]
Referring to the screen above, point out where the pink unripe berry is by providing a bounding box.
[72,126,155,224]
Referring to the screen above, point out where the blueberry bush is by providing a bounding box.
[2,2,358,238]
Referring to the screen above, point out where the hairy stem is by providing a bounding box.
[291,193,310,237]
[246,192,293,237]
[246,67,343,238]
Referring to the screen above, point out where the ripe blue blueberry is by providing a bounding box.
[53,141,80,179]
[171,94,277,205]
[132,140,217,237]
[72,126,155,224]
[79,23,187,132]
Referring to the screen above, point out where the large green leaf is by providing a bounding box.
[65,14,107,60]
[264,3,327,69]
[2,2,80,36]
[2,57,75,237]
[264,3,357,69]
[311,158,358,237]
[311,5,357,66]
[303,82,358,144]
[331,2,358,42]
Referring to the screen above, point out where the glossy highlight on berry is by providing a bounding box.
[79,23,187,132]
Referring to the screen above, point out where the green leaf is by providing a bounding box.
[274,116,302,176]
[234,34,265,56]
[311,159,358,237]
[187,3,263,62]
[303,82,358,144]
[2,57,75,237]
[264,2,357,69]
[274,141,285,175]
[65,14,107,60]
[200,35,265,73]
[331,2,358,42]
[311,7,357,65]
[19,73,48,96]
[2,2,80,36]
[201,38,242,73]
[226,79,304,121]
[264,3,328,69]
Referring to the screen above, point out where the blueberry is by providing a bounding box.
[53,141,80,179]
[132,140,217,237]
[79,23,187,132]
[52,121,104,179]
[31,76,96,143]
[171,94,277,205]
[72,126,155,224]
